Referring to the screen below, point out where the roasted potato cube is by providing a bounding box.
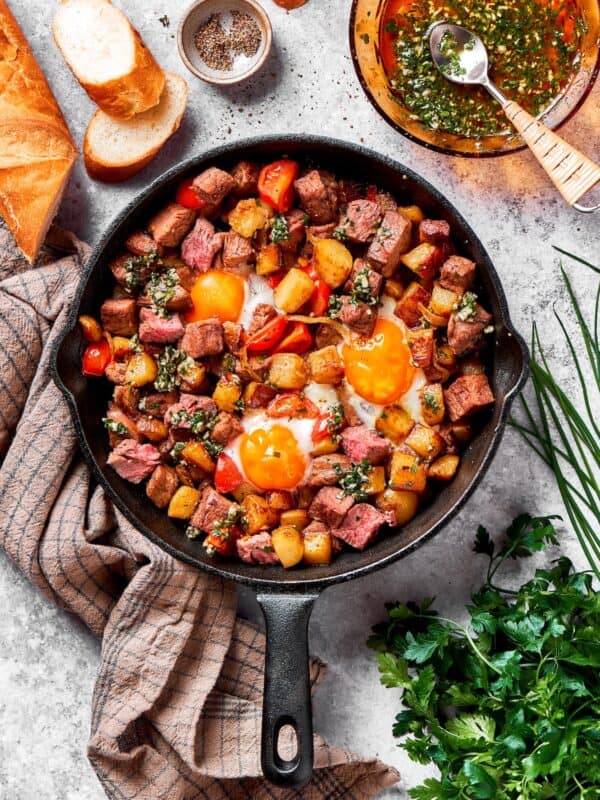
[297,486,317,509]
[112,336,134,359]
[405,423,445,460]
[168,486,201,520]
[228,198,270,238]
[395,282,432,328]
[385,278,404,300]
[400,243,444,282]
[274,268,315,313]
[376,405,414,444]
[430,283,459,318]
[303,528,333,565]
[269,353,309,390]
[307,346,344,385]
[435,343,457,372]
[389,451,427,492]
[242,494,279,535]
[266,490,294,512]
[365,466,386,495]
[136,416,168,443]
[125,353,157,387]
[243,381,277,408]
[421,384,445,426]
[231,481,259,503]
[180,361,206,392]
[428,454,460,481]
[310,436,340,456]
[451,421,473,445]
[398,205,425,224]
[313,238,353,288]
[181,441,215,473]
[376,488,419,525]
[256,243,282,276]
[408,328,434,368]
[78,314,103,342]
[213,373,242,412]
[272,525,304,568]
[280,509,310,531]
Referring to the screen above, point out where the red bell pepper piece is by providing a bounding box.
[267,392,320,419]
[258,159,299,213]
[176,178,205,210]
[204,525,240,557]
[272,322,313,355]
[312,408,346,442]
[301,263,331,316]
[215,454,244,494]
[266,270,285,289]
[82,338,112,377]
[246,315,288,354]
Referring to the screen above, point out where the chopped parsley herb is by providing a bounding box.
[327,294,343,319]
[270,213,290,244]
[302,213,310,225]
[423,392,441,414]
[169,408,223,458]
[455,291,478,322]
[384,19,399,34]
[102,417,127,435]
[185,525,202,540]
[222,353,236,373]
[349,267,377,306]
[234,398,246,415]
[332,227,348,242]
[154,347,191,392]
[334,458,372,502]
[158,14,170,27]
[326,403,345,441]
[123,252,162,294]
[360,32,370,44]
[170,441,186,461]
[375,225,392,242]
[129,334,143,354]
[147,268,179,317]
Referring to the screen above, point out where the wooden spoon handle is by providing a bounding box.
[503,100,600,210]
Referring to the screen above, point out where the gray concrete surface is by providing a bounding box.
[1,0,599,797]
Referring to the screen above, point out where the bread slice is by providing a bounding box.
[83,72,188,182]
[52,0,165,119]
[0,0,78,263]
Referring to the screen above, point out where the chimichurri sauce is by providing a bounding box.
[380,0,586,138]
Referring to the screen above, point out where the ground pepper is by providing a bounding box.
[194,10,262,71]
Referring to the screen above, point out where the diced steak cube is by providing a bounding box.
[341,425,391,464]
[280,209,306,253]
[294,169,339,224]
[190,486,236,532]
[139,308,184,344]
[148,203,196,248]
[140,391,178,418]
[146,464,179,509]
[343,259,383,298]
[338,296,378,337]
[211,411,244,445]
[367,211,412,276]
[237,532,280,565]
[180,318,224,358]
[374,191,397,214]
[419,219,451,244]
[110,254,130,286]
[105,361,127,385]
[222,231,254,269]
[340,199,382,243]
[244,382,277,408]
[223,321,243,354]
[138,284,193,313]
[165,394,218,427]
[124,230,163,256]
[336,383,362,426]
[444,374,495,421]
[309,486,355,528]
[235,355,272,383]
[192,167,236,205]
[307,222,337,241]
[315,323,343,349]
[306,454,351,487]
[113,384,140,416]
[231,160,261,197]
[440,256,476,294]
[181,217,223,272]
[448,303,492,356]
[334,504,393,550]
[174,263,196,291]
[107,439,160,484]
[248,303,278,335]
[101,298,137,336]
[105,405,140,444]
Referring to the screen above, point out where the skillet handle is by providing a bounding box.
[256,591,319,788]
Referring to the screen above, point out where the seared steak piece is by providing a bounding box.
[448,303,492,356]
[338,296,377,338]
[367,210,412,276]
[444,374,494,421]
[341,425,391,464]
[248,303,278,335]
[107,439,160,484]
[315,323,343,349]
[222,231,254,269]
[125,230,163,256]
[237,532,280,564]
[101,298,137,336]
[306,222,337,241]
[306,454,351,487]
[309,486,355,528]
[211,412,244,445]
[231,160,260,197]
[105,405,140,443]
[139,308,184,344]
[223,321,243,354]
[105,361,127,384]
[192,167,236,205]
[140,391,178,418]
[165,394,218,427]
[341,199,381,244]
[146,464,179,508]
[440,255,477,294]
[419,219,451,244]
[113,384,140,416]
[180,318,224,358]
[343,260,383,298]
[138,284,193,313]
[181,217,223,272]
[334,504,394,550]
[294,169,338,224]
[374,191,397,214]
[148,203,196,248]
[280,209,306,253]
[336,383,362,426]
[190,486,236,532]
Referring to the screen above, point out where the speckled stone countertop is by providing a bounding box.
[1,1,599,797]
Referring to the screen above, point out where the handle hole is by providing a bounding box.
[276,722,299,762]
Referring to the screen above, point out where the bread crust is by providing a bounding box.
[52,0,165,119]
[0,0,78,263]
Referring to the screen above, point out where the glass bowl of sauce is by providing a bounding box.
[350,0,600,156]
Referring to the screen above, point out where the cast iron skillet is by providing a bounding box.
[52,135,528,788]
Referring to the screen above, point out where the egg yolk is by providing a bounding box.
[186,270,245,323]
[342,318,416,406]
[239,425,307,490]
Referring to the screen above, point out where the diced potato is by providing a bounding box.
[408,328,434,368]
[228,198,270,238]
[385,278,404,300]
[242,494,279,535]
[256,198,275,219]
[400,243,443,282]
[395,282,431,328]
[303,528,333,565]
[168,486,201,520]
[435,343,457,373]
[405,423,445,460]
[420,384,445,426]
[256,243,282,275]
[79,314,103,342]
[269,353,309,390]
[231,481,259,503]
[112,336,133,358]
[180,361,206,392]
[310,436,340,456]
[376,405,414,444]
[376,488,419,525]
[125,353,157,387]
[266,490,294,512]
[274,268,315,313]
[428,454,460,481]
[307,345,344,385]
[136,416,168,442]
[181,441,215,473]
[297,486,317,509]
[451,422,473,445]
[313,238,353,288]
[398,205,425,224]
[280,509,310,531]
[213,373,242,412]
[272,526,304,568]
[389,451,427,492]
[430,283,459,318]
[364,466,386,495]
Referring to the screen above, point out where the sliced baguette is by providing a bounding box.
[52,0,165,119]
[83,72,188,183]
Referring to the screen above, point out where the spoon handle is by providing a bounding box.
[502,101,600,212]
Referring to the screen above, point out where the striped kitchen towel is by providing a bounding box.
[0,220,399,800]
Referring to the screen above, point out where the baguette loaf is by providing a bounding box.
[0,0,78,263]
[52,0,165,120]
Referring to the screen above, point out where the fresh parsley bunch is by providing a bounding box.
[369,514,600,799]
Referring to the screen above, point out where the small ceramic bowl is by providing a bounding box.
[178,0,272,85]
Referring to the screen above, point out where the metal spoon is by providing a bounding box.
[428,21,600,212]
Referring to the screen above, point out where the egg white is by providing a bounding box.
[238,272,278,329]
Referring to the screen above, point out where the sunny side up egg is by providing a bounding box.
[185,270,275,329]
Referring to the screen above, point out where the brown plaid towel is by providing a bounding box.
[0,220,399,800]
